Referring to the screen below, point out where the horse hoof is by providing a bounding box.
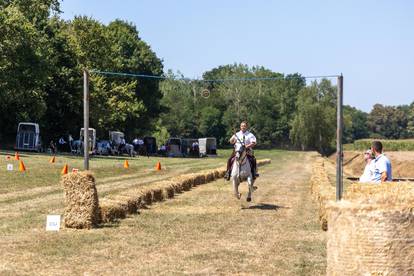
[253,186,258,191]
[246,197,251,202]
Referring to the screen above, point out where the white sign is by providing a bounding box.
[46,215,61,231]
[7,164,13,171]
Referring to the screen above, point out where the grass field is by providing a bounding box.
[0,150,326,275]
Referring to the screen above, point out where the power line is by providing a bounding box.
[90,69,339,82]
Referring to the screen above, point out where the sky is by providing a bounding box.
[60,0,414,112]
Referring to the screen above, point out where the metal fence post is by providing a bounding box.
[336,74,344,200]
[83,69,90,171]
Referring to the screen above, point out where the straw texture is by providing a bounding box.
[61,171,100,229]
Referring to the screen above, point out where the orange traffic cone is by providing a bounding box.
[15,152,20,160]
[61,164,68,175]
[49,156,56,163]
[155,162,161,171]
[124,160,129,169]
[19,160,26,172]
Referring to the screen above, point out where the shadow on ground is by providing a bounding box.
[241,203,288,211]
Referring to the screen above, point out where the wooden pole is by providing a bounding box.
[83,69,90,171]
[336,74,344,200]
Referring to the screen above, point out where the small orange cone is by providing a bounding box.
[19,160,26,172]
[124,160,129,169]
[15,152,20,160]
[61,164,68,175]
[49,156,56,163]
[155,161,161,171]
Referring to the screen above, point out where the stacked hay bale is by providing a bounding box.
[98,159,271,223]
[326,183,414,275]
[61,171,101,229]
[309,158,335,230]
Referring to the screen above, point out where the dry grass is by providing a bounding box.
[0,150,326,275]
[97,160,270,223]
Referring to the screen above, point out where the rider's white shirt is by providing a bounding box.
[232,130,256,147]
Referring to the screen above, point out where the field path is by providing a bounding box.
[0,151,326,275]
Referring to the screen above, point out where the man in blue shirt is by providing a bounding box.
[370,141,392,182]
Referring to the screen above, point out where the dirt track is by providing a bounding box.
[0,151,326,275]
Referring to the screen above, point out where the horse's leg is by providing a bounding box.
[232,177,241,199]
[246,176,254,202]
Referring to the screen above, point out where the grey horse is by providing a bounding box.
[231,142,255,202]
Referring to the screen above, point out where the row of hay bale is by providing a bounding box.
[62,159,272,228]
[309,157,414,275]
[309,157,335,231]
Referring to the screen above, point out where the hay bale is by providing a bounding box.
[99,198,128,223]
[257,159,271,166]
[205,171,215,182]
[175,175,194,190]
[107,195,140,214]
[151,187,164,202]
[193,173,206,186]
[326,184,414,276]
[61,171,100,229]
[163,185,175,199]
[140,189,153,205]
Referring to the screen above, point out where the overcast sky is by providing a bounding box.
[60,0,414,112]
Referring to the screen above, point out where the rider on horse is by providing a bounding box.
[224,121,259,181]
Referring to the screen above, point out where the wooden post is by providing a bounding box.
[83,69,89,171]
[336,74,344,200]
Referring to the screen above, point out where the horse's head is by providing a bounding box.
[234,143,247,163]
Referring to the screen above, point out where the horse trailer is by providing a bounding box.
[144,136,157,155]
[198,137,217,157]
[166,138,182,157]
[181,138,199,157]
[80,128,96,152]
[15,122,42,152]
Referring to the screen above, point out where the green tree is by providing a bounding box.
[343,105,369,143]
[290,79,337,155]
[367,104,407,139]
[0,5,48,142]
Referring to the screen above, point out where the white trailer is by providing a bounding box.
[198,137,217,157]
[15,122,42,152]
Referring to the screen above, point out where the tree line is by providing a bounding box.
[1,1,413,154]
